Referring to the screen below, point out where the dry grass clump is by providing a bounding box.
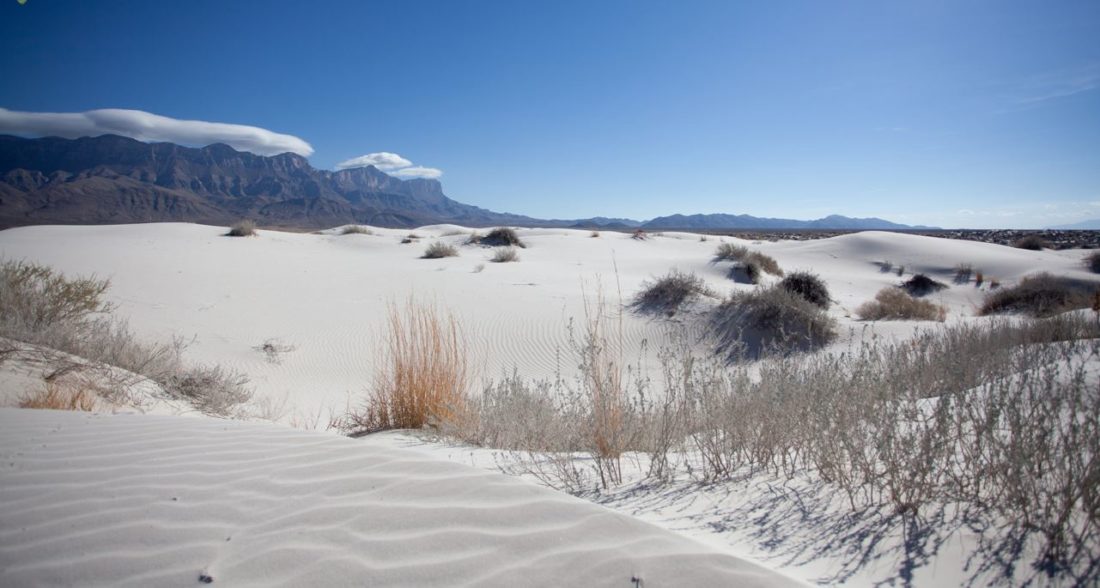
[713,243,783,283]
[631,228,648,240]
[712,285,836,356]
[477,227,526,248]
[226,220,257,237]
[1015,234,1049,250]
[632,270,713,315]
[980,272,1099,318]
[902,273,947,297]
[589,230,601,238]
[340,225,373,235]
[857,287,946,321]
[954,263,973,283]
[0,260,253,417]
[1086,251,1100,273]
[778,271,830,309]
[352,299,469,432]
[490,247,519,263]
[422,241,459,258]
[19,379,99,411]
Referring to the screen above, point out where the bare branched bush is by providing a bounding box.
[164,364,253,416]
[631,228,648,240]
[778,271,830,309]
[711,285,837,357]
[253,338,296,363]
[479,227,526,248]
[422,242,459,259]
[631,270,712,315]
[980,272,1099,317]
[490,247,519,263]
[857,287,946,321]
[340,225,373,235]
[226,220,257,237]
[352,299,469,433]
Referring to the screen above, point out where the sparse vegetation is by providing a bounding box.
[902,273,947,297]
[490,247,519,263]
[632,270,712,315]
[350,299,469,433]
[879,260,894,273]
[631,228,648,240]
[857,287,946,321]
[975,271,985,287]
[589,230,601,238]
[0,260,252,416]
[340,225,373,235]
[711,285,837,356]
[778,271,830,309]
[253,338,296,363]
[19,379,99,411]
[980,272,1099,317]
[445,314,1100,583]
[478,227,526,248]
[1015,234,1049,250]
[422,242,459,259]
[226,220,257,237]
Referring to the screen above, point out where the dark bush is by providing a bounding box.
[226,220,257,237]
[1086,251,1100,274]
[778,271,830,309]
[902,274,947,297]
[1014,235,1049,250]
[478,228,526,248]
[711,286,836,357]
[422,242,459,259]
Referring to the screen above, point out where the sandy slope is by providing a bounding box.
[0,408,804,587]
[0,223,1083,421]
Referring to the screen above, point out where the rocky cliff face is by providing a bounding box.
[0,134,535,229]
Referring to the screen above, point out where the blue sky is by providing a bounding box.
[1,0,1098,228]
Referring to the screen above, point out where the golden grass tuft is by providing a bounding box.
[19,379,99,411]
[857,287,946,321]
[358,299,470,432]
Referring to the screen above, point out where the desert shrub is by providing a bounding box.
[478,227,526,248]
[980,272,1099,318]
[1015,234,1049,250]
[490,247,519,263]
[589,230,600,238]
[631,229,648,240]
[778,271,830,309]
[164,365,253,416]
[340,225,373,235]
[902,273,947,297]
[857,287,945,321]
[352,299,469,433]
[711,285,837,357]
[714,243,749,262]
[632,270,712,315]
[1086,251,1100,273]
[897,265,905,277]
[226,220,257,237]
[975,271,985,287]
[954,263,973,284]
[422,242,459,259]
[713,243,783,280]
[879,260,894,273]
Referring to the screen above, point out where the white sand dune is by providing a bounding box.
[0,223,1081,420]
[0,408,804,587]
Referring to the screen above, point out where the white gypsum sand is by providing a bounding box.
[0,408,804,587]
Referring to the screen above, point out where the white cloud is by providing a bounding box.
[390,165,443,179]
[0,107,313,157]
[335,152,443,179]
[334,152,412,171]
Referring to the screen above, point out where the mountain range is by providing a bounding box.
[0,135,932,231]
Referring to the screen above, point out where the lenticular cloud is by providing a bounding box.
[336,152,443,179]
[0,107,314,157]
